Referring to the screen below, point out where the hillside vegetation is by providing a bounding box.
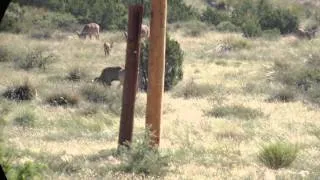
[1,0,320,179]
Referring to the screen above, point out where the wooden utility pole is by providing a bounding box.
[118,5,143,147]
[146,0,167,146]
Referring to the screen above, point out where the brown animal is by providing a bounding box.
[93,66,124,86]
[76,23,100,40]
[94,66,140,91]
[103,41,114,56]
[123,24,150,40]
[295,28,317,40]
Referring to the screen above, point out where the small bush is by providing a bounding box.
[242,18,262,38]
[167,0,200,23]
[118,130,171,176]
[0,146,45,179]
[201,7,230,25]
[172,79,218,99]
[267,88,296,103]
[258,0,299,34]
[46,92,79,107]
[13,108,36,128]
[0,46,14,62]
[258,142,299,169]
[140,34,184,91]
[14,48,56,71]
[81,85,122,114]
[206,105,264,120]
[3,81,37,101]
[262,28,281,40]
[66,67,87,81]
[216,21,241,32]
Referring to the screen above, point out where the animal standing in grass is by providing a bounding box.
[123,24,150,40]
[295,28,317,40]
[103,42,114,56]
[76,23,100,40]
[93,66,124,86]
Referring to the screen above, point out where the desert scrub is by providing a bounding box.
[46,92,79,107]
[118,131,171,176]
[172,79,222,99]
[14,47,56,71]
[2,81,37,101]
[66,67,88,81]
[81,84,122,115]
[258,142,299,169]
[206,105,264,120]
[12,107,37,128]
[0,45,15,62]
[266,88,297,103]
[181,20,209,37]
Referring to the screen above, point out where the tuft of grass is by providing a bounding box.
[173,79,222,99]
[0,45,14,62]
[66,67,87,81]
[2,81,37,101]
[81,84,122,115]
[181,20,209,37]
[206,105,264,120]
[13,107,37,128]
[118,130,171,176]
[46,92,79,107]
[267,88,297,103]
[258,142,299,169]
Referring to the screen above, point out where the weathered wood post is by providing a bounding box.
[146,0,167,146]
[118,5,143,147]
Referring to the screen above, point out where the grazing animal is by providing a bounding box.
[123,24,150,40]
[76,23,100,40]
[93,66,124,86]
[295,28,317,40]
[103,41,114,56]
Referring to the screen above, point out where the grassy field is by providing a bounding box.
[1,21,320,179]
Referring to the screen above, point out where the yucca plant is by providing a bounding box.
[258,142,299,169]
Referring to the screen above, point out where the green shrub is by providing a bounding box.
[167,0,199,23]
[118,130,171,176]
[0,146,45,179]
[216,21,241,32]
[139,34,184,91]
[206,105,264,120]
[13,108,36,128]
[0,3,78,33]
[46,92,79,107]
[241,18,262,37]
[2,81,37,101]
[14,48,56,71]
[201,7,230,25]
[258,142,299,169]
[231,0,257,27]
[257,0,298,34]
[231,0,299,36]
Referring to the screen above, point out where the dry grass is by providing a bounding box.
[1,25,320,179]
